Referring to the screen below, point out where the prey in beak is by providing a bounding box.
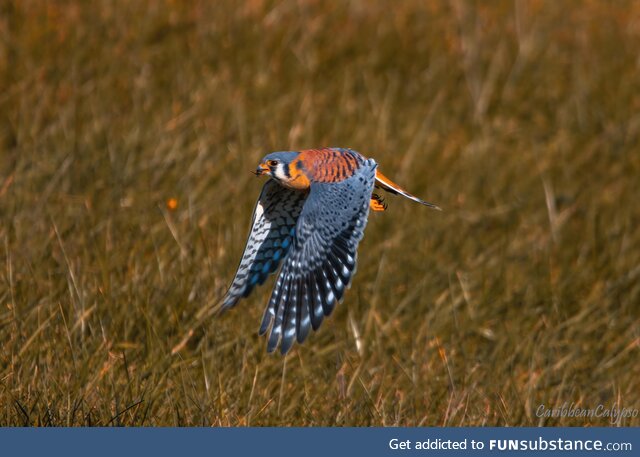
[252,163,270,176]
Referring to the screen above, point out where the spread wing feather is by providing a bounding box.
[260,158,377,354]
[221,180,307,310]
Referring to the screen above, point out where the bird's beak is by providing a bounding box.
[254,163,269,176]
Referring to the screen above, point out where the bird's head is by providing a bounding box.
[255,151,306,188]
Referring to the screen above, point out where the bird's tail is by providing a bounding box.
[375,170,442,210]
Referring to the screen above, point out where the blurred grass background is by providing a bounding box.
[1,0,639,426]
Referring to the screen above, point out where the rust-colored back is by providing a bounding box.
[294,148,363,184]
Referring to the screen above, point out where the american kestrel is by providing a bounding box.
[221,148,440,354]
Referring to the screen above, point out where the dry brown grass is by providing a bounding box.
[1,0,639,426]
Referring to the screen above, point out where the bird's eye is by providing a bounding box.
[267,160,279,167]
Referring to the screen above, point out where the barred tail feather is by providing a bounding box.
[375,170,441,210]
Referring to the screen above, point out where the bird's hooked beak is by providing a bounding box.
[253,163,270,176]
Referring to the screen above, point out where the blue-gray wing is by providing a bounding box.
[260,158,377,354]
[221,180,307,310]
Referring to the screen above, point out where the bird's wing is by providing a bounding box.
[260,158,378,354]
[221,180,308,310]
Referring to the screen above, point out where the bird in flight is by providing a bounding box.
[221,148,440,354]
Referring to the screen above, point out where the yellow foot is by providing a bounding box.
[370,193,387,212]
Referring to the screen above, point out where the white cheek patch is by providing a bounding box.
[273,164,289,182]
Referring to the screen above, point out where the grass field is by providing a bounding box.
[1,0,639,426]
